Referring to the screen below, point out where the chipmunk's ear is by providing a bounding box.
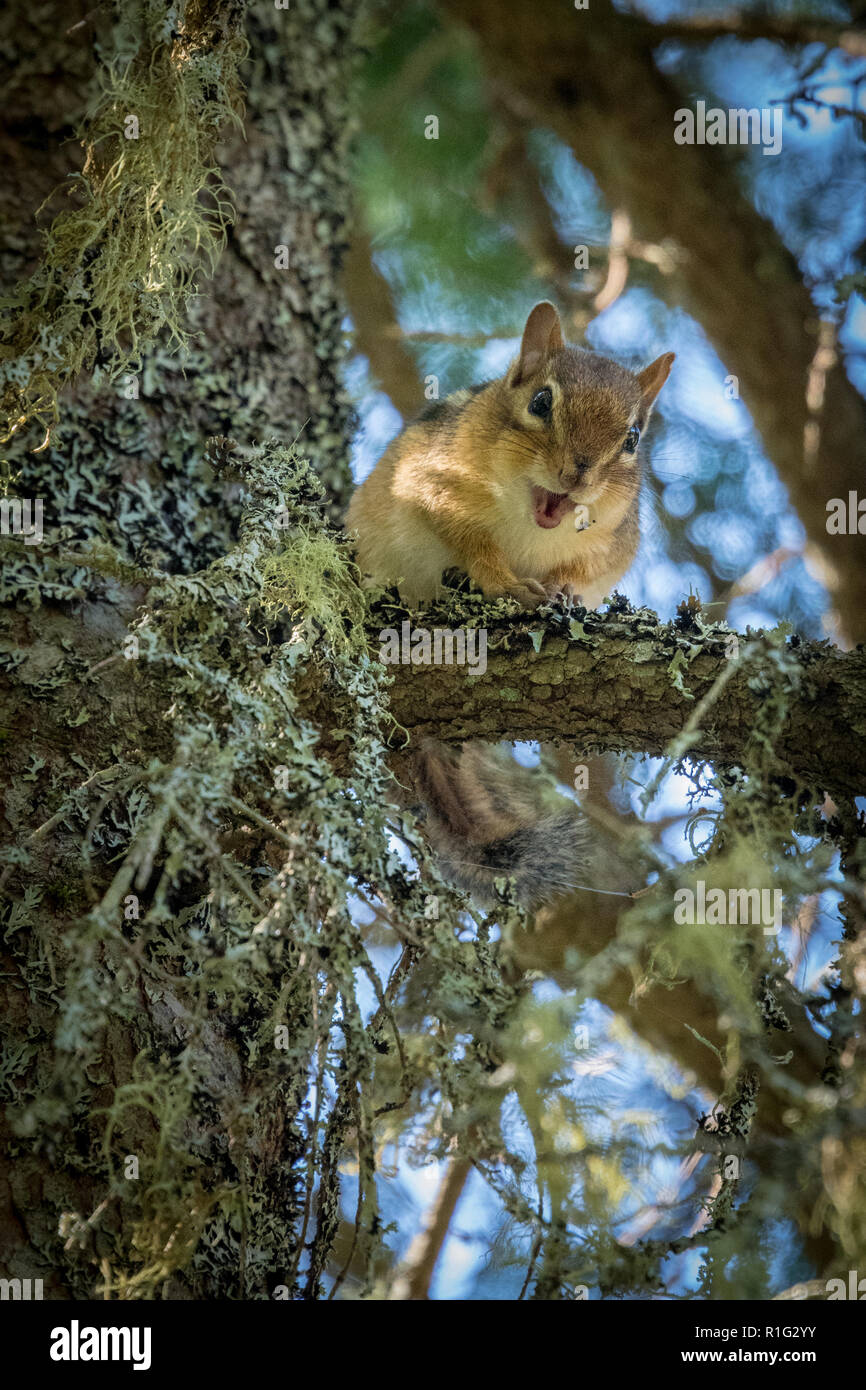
[637,352,675,415]
[509,301,564,386]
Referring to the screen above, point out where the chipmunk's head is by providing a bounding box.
[502,301,674,530]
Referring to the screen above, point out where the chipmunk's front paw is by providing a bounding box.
[546,581,583,609]
[508,578,548,610]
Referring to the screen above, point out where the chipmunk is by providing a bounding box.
[346,301,674,907]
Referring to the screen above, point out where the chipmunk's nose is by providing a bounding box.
[561,455,591,489]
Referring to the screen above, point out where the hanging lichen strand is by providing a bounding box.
[0,0,248,449]
[0,434,530,1298]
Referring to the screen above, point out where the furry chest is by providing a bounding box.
[494,513,599,580]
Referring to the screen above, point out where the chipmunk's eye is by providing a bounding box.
[623,425,640,454]
[528,387,553,419]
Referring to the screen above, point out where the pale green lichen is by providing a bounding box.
[259,531,366,654]
[0,0,247,446]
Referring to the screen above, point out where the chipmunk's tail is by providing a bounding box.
[412,740,592,910]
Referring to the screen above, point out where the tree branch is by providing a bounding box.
[645,12,866,60]
[343,221,427,419]
[388,1152,472,1299]
[365,603,866,801]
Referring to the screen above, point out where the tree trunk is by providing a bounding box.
[0,0,367,1299]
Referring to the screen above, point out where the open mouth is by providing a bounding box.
[531,486,576,530]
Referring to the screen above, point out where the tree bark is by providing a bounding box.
[0,0,367,1299]
[367,606,866,801]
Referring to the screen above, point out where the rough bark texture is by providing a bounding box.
[0,0,368,1299]
[366,599,866,801]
